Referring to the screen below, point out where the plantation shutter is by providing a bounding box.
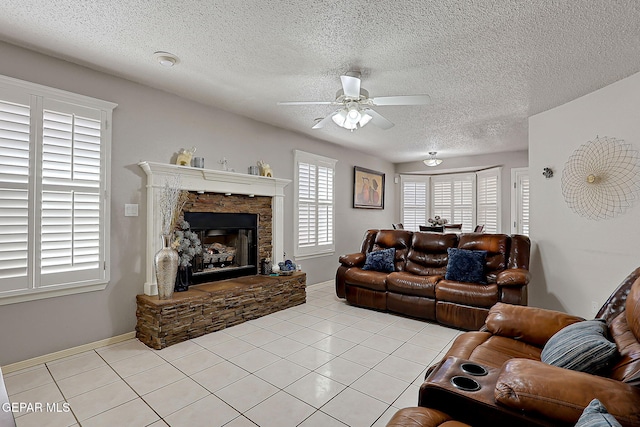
[0,75,115,303]
[401,176,429,231]
[477,168,501,233]
[0,94,31,292]
[40,100,104,286]
[295,150,336,257]
[431,174,475,232]
[297,161,316,247]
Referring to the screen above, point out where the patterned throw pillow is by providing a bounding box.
[574,399,622,427]
[444,248,488,284]
[541,319,618,374]
[362,248,396,273]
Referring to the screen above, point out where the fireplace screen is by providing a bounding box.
[184,212,258,283]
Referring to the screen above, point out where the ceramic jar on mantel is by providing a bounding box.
[154,233,179,299]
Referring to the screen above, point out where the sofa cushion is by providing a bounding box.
[372,230,413,271]
[444,248,487,284]
[575,399,622,427]
[541,319,618,374]
[387,271,440,298]
[343,268,388,292]
[404,232,458,276]
[436,281,499,307]
[362,248,396,273]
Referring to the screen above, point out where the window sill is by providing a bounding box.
[0,282,108,306]
[294,250,335,261]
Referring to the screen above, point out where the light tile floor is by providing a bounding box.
[4,281,462,427]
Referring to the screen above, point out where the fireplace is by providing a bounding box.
[184,212,258,283]
[138,161,290,296]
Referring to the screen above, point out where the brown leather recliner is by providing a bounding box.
[417,267,640,427]
[336,229,531,330]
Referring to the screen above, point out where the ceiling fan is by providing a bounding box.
[277,71,431,131]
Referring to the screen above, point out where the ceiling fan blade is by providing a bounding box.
[365,109,394,130]
[277,101,334,105]
[370,94,431,106]
[311,112,339,129]
[340,75,361,98]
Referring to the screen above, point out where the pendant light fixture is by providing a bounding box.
[423,152,443,167]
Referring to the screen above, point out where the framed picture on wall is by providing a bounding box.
[353,166,385,209]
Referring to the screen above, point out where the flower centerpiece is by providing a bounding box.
[428,215,448,226]
[172,219,202,292]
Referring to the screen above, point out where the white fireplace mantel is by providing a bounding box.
[139,161,291,296]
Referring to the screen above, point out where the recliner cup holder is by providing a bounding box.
[450,375,481,391]
[460,362,488,376]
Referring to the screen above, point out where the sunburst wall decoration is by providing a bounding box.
[561,136,640,220]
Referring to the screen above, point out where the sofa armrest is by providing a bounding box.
[495,359,640,426]
[496,268,530,286]
[339,252,366,268]
[485,303,584,346]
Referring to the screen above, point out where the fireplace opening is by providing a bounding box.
[184,212,258,283]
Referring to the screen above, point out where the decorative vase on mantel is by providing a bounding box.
[154,233,179,299]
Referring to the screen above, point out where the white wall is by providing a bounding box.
[394,151,528,233]
[529,71,640,318]
[0,41,394,365]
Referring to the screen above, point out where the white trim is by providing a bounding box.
[0,74,117,111]
[1,332,136,374]
[511,167,530,234]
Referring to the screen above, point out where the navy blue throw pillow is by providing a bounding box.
[362,248,396,273]
[445,248,487,284]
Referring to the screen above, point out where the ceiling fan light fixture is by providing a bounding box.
[332,110,347,127]
[359,112,372,127]
[424,151,443,167]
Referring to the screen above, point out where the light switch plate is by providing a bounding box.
[125,204,138,217]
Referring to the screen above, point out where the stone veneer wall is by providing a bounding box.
[183,192,273,261]
[136,273,306,349]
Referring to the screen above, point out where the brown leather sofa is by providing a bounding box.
[402,266,640,427]
[336,229,531,330]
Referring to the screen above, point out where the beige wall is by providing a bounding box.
[529,71,640,318]
[0,41,394,365]
[394,151,529,233]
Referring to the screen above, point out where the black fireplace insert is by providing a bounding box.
[184,212,258,283]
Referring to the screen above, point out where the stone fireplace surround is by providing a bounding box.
[139,161,290,296]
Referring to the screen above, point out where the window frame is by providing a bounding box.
[400,168,502,233]
[293,150,337,259]
[0,74,116,305]
[510,167,530,235]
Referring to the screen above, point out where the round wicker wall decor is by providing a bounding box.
[561,136,640,220]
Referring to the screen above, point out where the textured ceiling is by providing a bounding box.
[1,1,640,163]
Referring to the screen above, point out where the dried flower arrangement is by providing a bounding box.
[158,175,185,235]
[172,220,202,267]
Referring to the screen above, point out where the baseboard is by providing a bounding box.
[307,280,332,289]
[1,331,136,374]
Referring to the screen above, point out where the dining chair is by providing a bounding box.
[392,223,404,229]
[474,224,485,233]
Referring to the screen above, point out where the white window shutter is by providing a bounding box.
[0,96,31,292]
[294,151,336,257]
[477,168,501,233]
[431,174,475,232]
[0,75,115,303]
[401,176,429,231]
